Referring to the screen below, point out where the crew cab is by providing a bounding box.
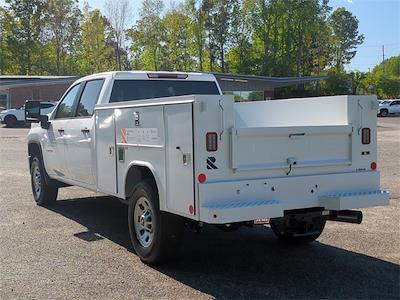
[378,99,400,117]
[0,101,56,127]
[26,71,389,264]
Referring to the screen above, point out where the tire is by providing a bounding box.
[30,156,58,206]
[4,115,18,127]
[270,217,326,244]
[128,181,184,264]
[380,109,389,117]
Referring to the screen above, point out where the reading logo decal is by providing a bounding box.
[207,157,218,170]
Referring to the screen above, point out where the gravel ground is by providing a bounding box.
[0,117,399,299]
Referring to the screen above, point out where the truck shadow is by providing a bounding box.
[48,195,399,299]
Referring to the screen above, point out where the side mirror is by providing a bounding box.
[40,115,51,130]
[25,100,41,123]
[25,100,51,129]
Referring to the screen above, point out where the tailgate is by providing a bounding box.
[231,125,352,171]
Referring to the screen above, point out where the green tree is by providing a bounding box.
[128,0,165,70]
[3,0,46,74]
[349,71,367,95]
[249,0,332,77]
[0,8,13,74]
[162,7,193,71]
[202,0,236,72]
[329,7,364,71]
[227,0,254,74]
[319,68,352,95]
[78,4,114,74]
[364,56,400,98]
[184,0,207,71]
[46,0,81,75]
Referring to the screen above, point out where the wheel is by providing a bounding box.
[4,115,18,127]
[30,156,58,206]
[128,181,184,264]
[270,217,326,244]
[380,109,389,117]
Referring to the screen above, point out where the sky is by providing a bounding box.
[1,0,399,72]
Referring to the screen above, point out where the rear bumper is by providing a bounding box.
[198,171,389,224]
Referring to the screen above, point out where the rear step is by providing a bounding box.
[200,199,283,224]
[319,190,389,210]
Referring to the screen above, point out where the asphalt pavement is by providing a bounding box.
[0,117,399,299]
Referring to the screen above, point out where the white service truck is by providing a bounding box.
[26,71,389,264]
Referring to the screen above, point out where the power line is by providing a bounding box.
[357,43,399,48]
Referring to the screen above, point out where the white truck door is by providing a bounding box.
[391,100,400,113]
[43,83,82,179]
[64,79,104,186]
[165,104,195,217]
[95,108,117,194]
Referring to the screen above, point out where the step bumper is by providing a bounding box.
[318,190,389,210]
[201,199,283,224]
[198,171,389,224]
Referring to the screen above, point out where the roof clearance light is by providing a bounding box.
[206,132,218,152]
[361,128,371,144]
[147,73,188,79]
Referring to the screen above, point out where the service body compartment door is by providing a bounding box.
[95,109,117,194]
[231,125,353,171]
[165,104,194,216]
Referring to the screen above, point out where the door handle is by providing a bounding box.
[58,128,64,133]
[81,128,90,133]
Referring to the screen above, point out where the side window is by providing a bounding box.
[76,79,104,117]
[55,84,81,119]
[40,103,54,109]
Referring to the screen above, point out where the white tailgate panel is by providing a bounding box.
[231,125,352,171]
[165,104,194,216]
[95,109,117,194]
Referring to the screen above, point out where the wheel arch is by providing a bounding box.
[28,141,43,166]
[124,161,164,209]
[380,108,389,114]
[4,114,18,126]
[28,141,52,185]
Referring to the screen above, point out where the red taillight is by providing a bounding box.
[188,205,194,215]
[362,128,371,144]
[370,162,377,170]
[198,173,206,183]
[206,132,218,151]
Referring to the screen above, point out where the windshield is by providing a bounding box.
[110,80,220,103]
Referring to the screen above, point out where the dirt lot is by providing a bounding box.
[0,118,399,299]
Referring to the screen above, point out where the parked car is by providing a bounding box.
[0,101,56,127]
[25,71,388,264]
[378,99,400,117]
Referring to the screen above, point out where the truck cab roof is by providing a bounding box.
[76,71,218,84]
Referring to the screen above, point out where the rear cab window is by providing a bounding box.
[76,79,105,117]
[109,80,220,103]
